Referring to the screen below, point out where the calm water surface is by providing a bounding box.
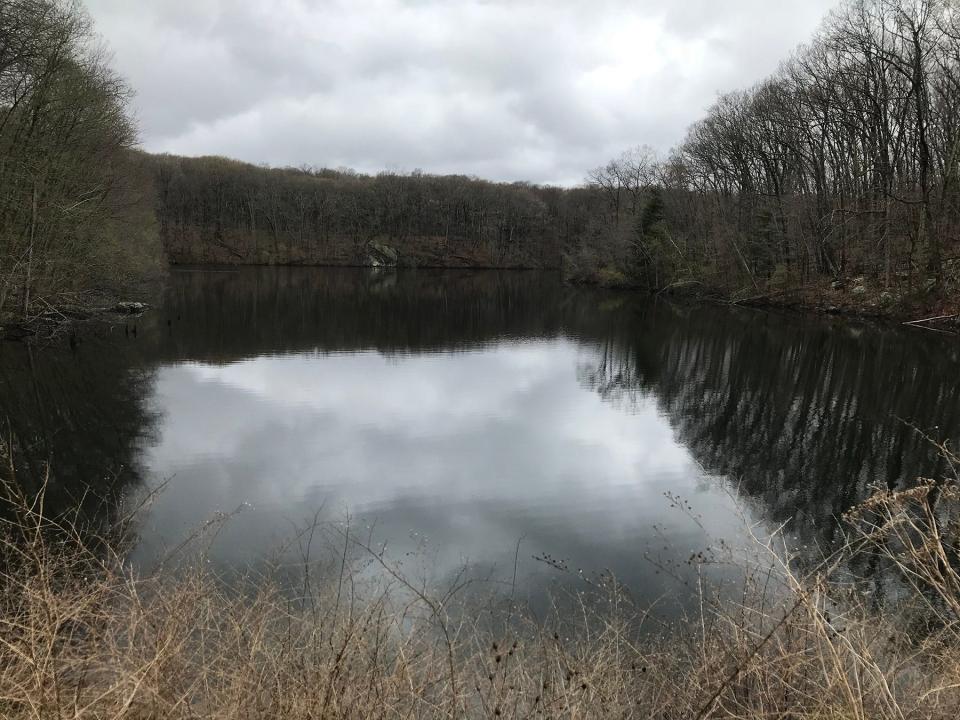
[3,268,959,608]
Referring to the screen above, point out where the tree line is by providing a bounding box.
[575,0,960,300]
[146,154,634,275]
[137,0,960,303]
[148,155,563,269]
[4,0,958,324]
[0,0,161,324]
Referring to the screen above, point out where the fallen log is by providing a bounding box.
[903,313,959,327]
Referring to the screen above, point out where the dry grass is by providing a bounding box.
[2,447,960,719]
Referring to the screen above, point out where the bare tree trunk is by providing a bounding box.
[23,182,37,317]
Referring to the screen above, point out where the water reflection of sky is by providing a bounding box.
[134,339,749,606]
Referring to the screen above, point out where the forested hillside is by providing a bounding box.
[152,0,960,313]
[574,0,960,313]
[3,0,959,325]
[0,0,161,324]
[148,155,565,269]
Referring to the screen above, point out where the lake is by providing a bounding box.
[3,267,959,612]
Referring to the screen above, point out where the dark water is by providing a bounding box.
[3,267,959,609]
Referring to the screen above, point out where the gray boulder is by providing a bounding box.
[367,242,399,267]
[113,301,148,315]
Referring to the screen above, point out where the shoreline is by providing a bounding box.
[0,296,152,342]
[5,263,957,341]
[646,278,960,333]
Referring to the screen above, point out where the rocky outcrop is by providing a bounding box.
[367,242,399,268]
[113,301,149,315]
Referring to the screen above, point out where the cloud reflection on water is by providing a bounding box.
[134,339,744,604]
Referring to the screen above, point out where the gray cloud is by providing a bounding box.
[85,0,838,185]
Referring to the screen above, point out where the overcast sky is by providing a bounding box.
[84,0,838,185]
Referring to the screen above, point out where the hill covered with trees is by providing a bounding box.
[147,155,564,269]
[572,0,960,316]
[0,0,162,324]
[3,0,959,326]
